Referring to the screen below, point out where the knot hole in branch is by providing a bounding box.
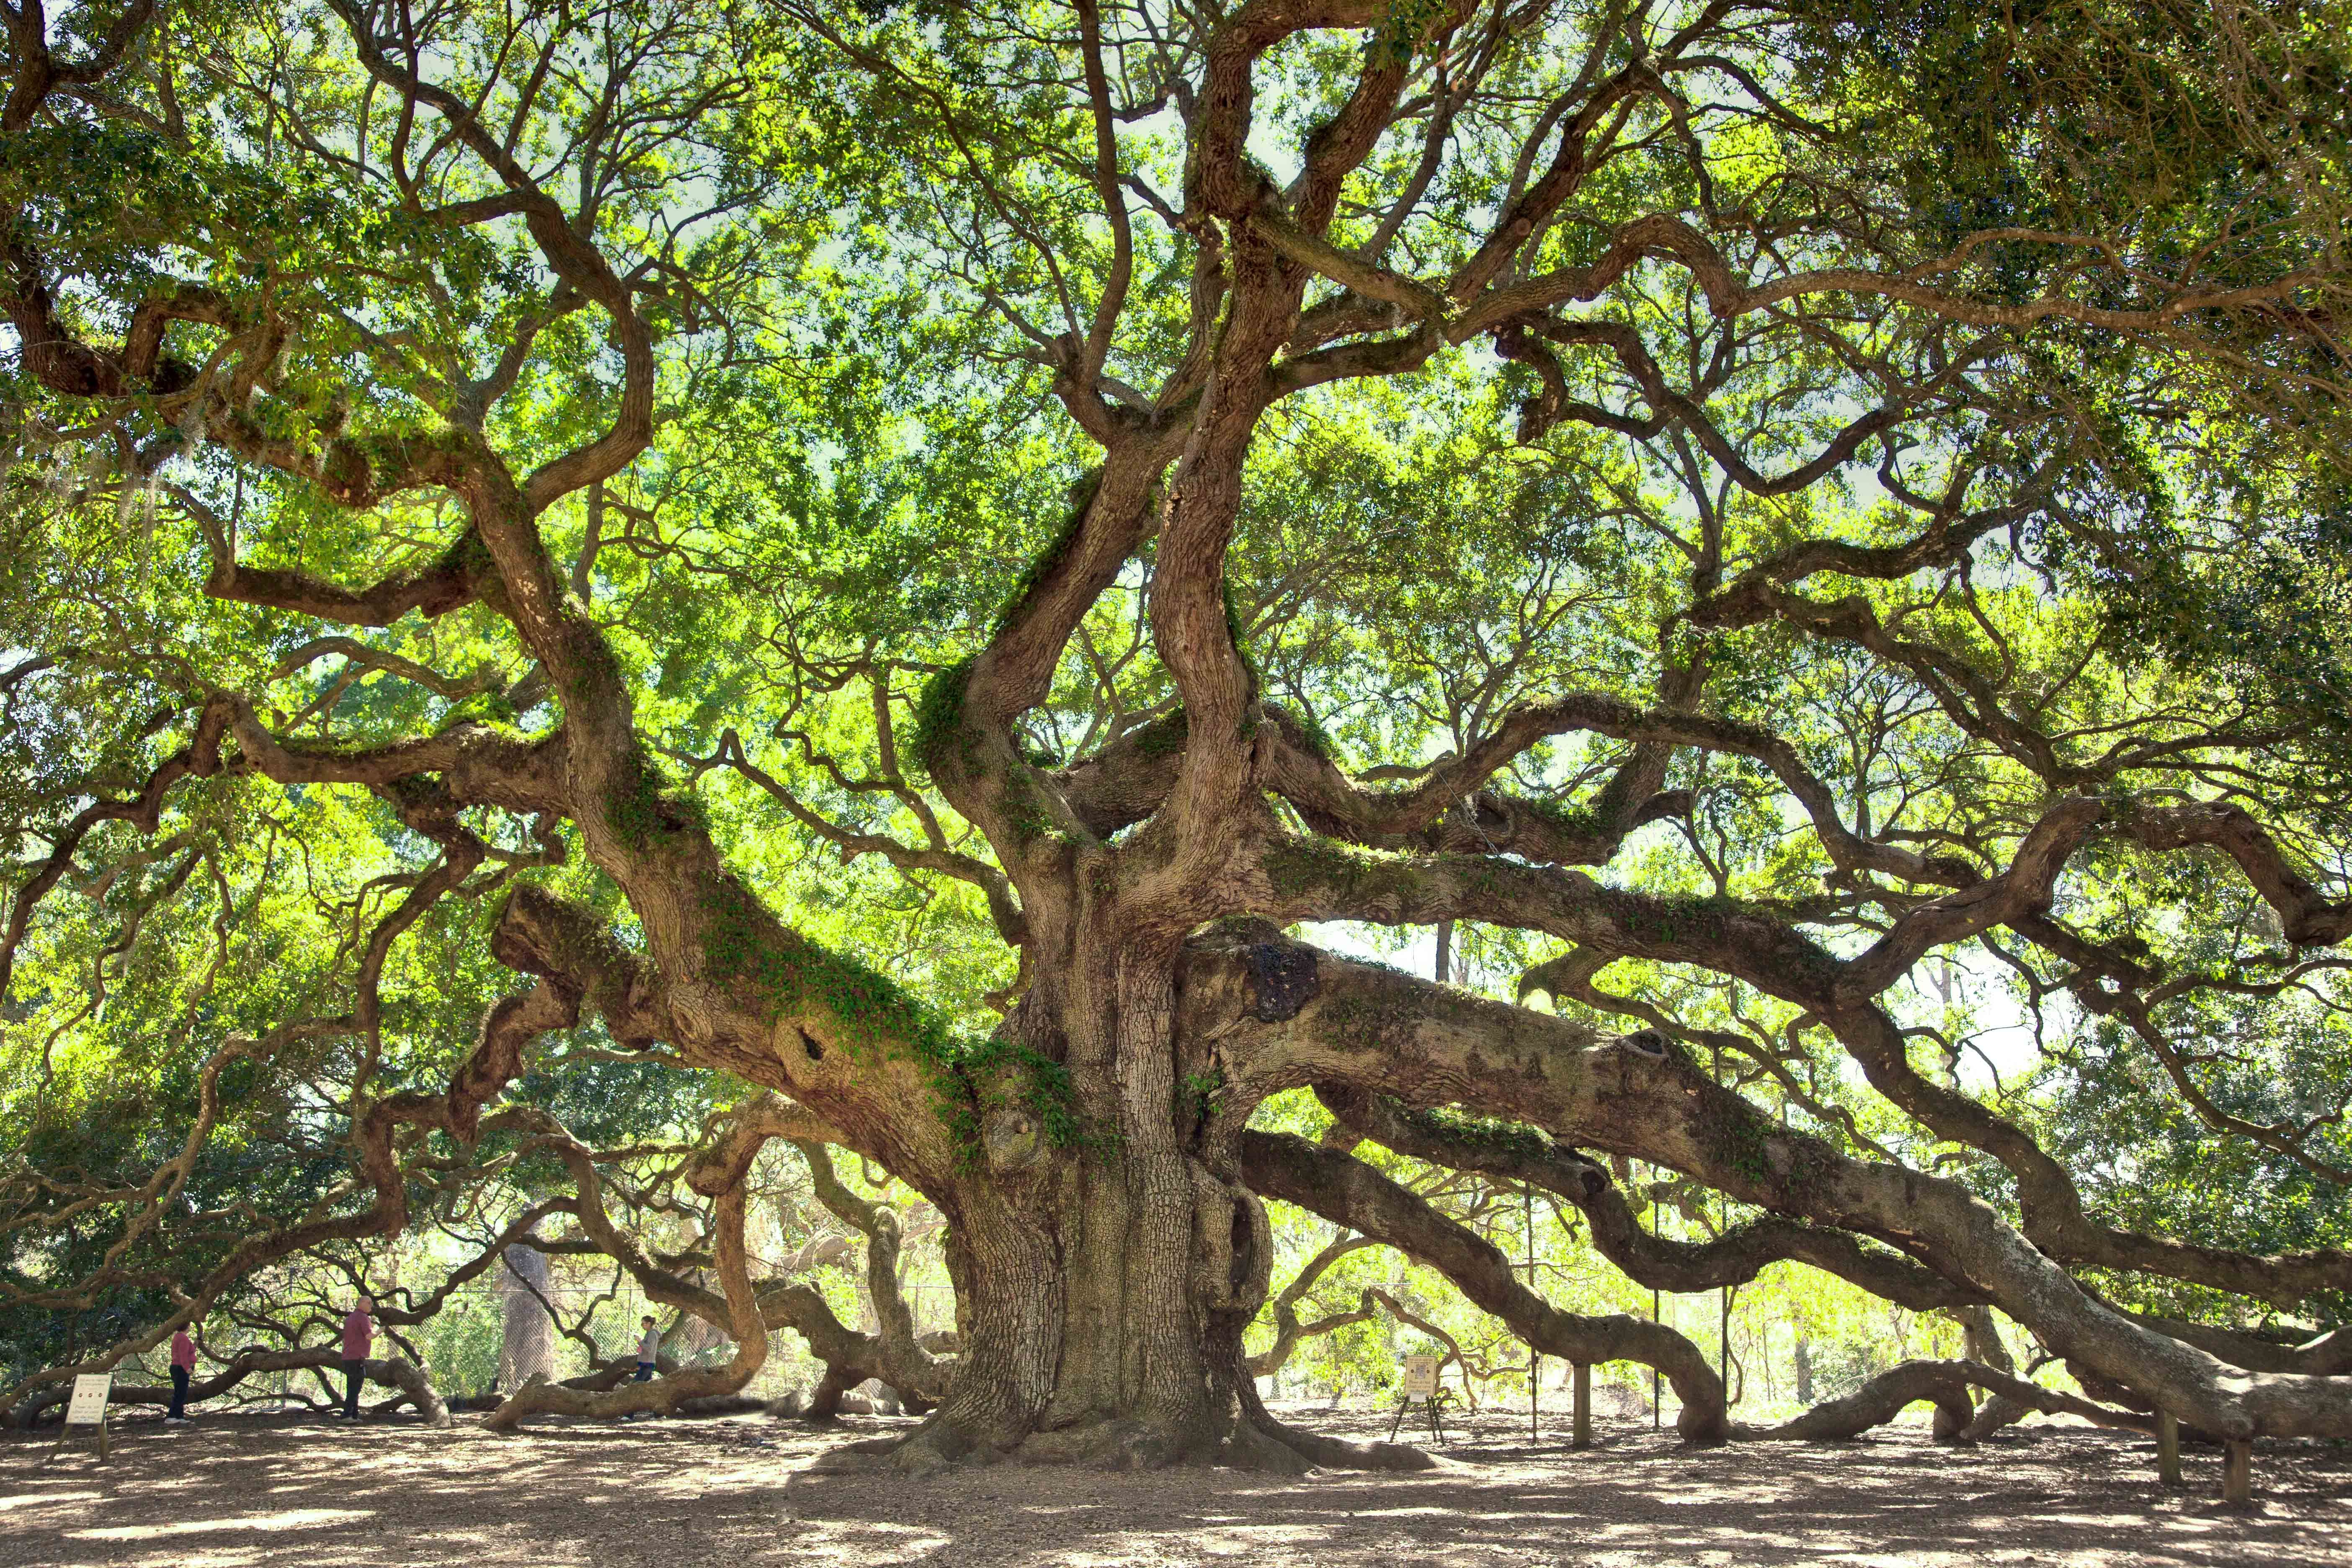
[1243,942,1318,1023]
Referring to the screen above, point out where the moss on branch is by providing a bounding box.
[1525,797,1604,840]
[604,756,707,851]
[699,875,949,1055]
[695,875,1083,1163]
[943,1034,1088,1166]
[1409,1102,1559,1165]
[995,771,1070,848]
[1132,709,1189,758]
[909,656,977,779]
[1262,838,1420,906]
[989,466,1101,640]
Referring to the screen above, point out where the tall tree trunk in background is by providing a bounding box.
[498,1243,557,1389]
[1794,1336,1813,1405]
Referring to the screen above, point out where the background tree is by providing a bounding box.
[497,1243,557,1392]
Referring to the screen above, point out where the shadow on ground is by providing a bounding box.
[3,1401,2347,1566]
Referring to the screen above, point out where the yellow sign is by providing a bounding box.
[1402,1355,1439,1398]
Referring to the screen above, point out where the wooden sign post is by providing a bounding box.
[51,1372,112,1462]
[1388,1354,1448,1445]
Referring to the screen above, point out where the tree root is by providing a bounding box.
[1240,1406,1439,1472]
[807,1406,1435,1476]
[1017,1417,1202,1470]
[802,1359,2166,1475]
[804,1416,979,1476]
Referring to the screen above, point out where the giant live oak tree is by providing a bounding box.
[5,0,2352,1472]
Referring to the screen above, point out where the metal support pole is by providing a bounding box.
[1572,1362,1592,1450]
[1651,1168,1662,1432]
[1526,1182,1539,1442]
[1713,1044,1730,1405]
[1720,1283,1730,1402]
[2156,1411,2182,1486]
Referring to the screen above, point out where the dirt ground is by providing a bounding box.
[4,1402,2348,1568]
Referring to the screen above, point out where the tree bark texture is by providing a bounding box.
[498,1243,558,1392]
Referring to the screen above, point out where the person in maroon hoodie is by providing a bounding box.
[335,1298,373,1420]
[166,1327,196,1424]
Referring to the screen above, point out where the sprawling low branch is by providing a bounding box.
[1315,1087,1981,1312]
[791,1139,947,1411]
[1184,926,2352,1440]
[97,1347,450,1428]
[1736,1359,2148,1443]
[1252,833,2352,1303]
[1240,1127,1729,1442]
[0,884,582,1419]
[483,1183,767,1430]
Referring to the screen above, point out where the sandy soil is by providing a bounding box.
[4,1402,2348,1567]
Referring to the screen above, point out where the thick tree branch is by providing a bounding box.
[1183,926,2352,1439]
[1317,1088,1983,1312]
[1242,1126,1730,1441]
[1738,1359,2147,1443]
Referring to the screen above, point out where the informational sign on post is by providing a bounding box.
[1390,1354,1448,1445]
[64,1374,111,1426]
[49,1371,113,1462]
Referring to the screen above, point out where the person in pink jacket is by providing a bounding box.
[335,1298,373,1420]
[166,1327,196,1424]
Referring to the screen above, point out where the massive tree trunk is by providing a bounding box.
[917,1149,1269,1469]
[873,917,1322,1471]
[498,1243,557,1391]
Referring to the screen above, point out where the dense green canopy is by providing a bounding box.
[3,0,2350,1461]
